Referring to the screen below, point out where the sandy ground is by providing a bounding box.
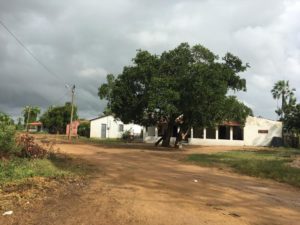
[1,144,300,225]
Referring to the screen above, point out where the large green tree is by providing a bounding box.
[40,102,78,134]
[271,80,296,121]
[99,43,252,146]
[285,104,300,133]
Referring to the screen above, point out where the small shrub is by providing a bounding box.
[16,134,48,159]
[78,122,90,138]
[0,112,17,155]
[122,130,134,142]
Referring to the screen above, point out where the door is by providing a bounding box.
[101,124,107,138]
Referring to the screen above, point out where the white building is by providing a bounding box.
[144,116,282,146]
[90,115,143,139]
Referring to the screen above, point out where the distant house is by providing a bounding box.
[90,115,143,139]
[144,116,282,147]
[28,121,43,132]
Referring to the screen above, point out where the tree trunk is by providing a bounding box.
[161,122,174,147]
[174,127,190,148]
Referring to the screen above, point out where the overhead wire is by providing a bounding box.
[0,19,62,82]
[50,89,70,107]
[0,19,76,109]
[0,19,82,119]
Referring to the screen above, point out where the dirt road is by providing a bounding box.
[2,144,300,225]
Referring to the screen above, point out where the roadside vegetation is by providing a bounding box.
[0,155,87,185]
[186,148,300,187]
[0,112,89,187]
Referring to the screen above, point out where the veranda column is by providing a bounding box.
[230,126,233,140]
[143,127,147,141]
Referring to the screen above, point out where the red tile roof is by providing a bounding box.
[28,122,43,126]
[221,121,241,126]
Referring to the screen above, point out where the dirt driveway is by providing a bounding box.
[2,144,300,225]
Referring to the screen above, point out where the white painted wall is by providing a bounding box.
[244,116,282,146]
[189,138,244,146]
[144,116,282,147]
[124,123,143,136]
[90,116,143,139]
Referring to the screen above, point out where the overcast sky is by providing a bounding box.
[0,0,300,121]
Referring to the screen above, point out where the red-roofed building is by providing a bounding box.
[28,121,43,132]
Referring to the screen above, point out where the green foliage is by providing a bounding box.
[22,106,41,124]
[0,112,14,125]
[0,112,17,154]
[271,80,296,121]
[78,122,90,138]
[40,102,78,134]
[220,96,253,124]
[16,117,24,130]
[285,104,300,133]
[98,74,115,115]
[122,130,133,142]
[0,156,87,184]
[99,43,251,145]
[186,149,300,187]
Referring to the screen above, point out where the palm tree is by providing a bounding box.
[22,106,41,127]
[271,80,296,120]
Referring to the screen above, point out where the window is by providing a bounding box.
[119,124,124,132]
[258,130,268,134]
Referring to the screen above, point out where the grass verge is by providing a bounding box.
[0,154,89,186]
[186,148,300,187]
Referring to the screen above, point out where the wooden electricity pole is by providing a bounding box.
[68,85,75,140]
[25,106,31,132]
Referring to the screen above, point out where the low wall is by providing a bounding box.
[189,138,244,146]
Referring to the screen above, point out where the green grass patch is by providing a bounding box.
[186,148,300,187]
[0,155,89,185]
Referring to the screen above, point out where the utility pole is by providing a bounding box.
[68,85,75,140]
[25,106,31,132]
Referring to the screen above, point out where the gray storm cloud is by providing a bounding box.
[0,0,299,120]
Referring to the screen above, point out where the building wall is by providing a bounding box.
[189,137,244,146]
[244,116,282,146]
[124,123,143,136]
[90,116,143,139]
[144,116,282,147]
[90,116,124,138]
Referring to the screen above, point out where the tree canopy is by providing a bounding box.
[271,80,296,121]
[22,106,41,124]
[285,104,300,133]
[98,74,115,115]
[0,112,16,154]
[99,43,252,146]
[40,102,78,134]
[0,112,14,125]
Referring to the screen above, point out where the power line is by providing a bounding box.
[50,89,70,107]
[0,19,61,81]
